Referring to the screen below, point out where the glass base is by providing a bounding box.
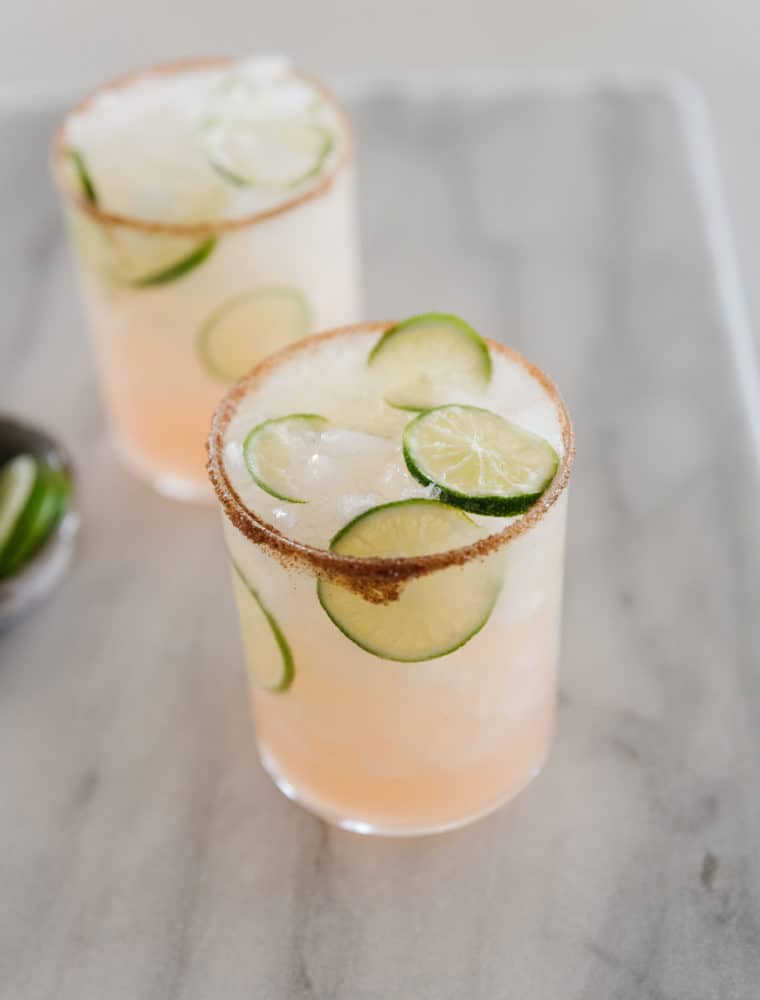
[115,441,214,504]
[259,746,546,838]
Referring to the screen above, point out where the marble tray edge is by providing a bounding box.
[669,77,760,462]
[0,66,727,111]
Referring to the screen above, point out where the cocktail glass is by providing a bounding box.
[52,58,359,501]
[207,320,574,835]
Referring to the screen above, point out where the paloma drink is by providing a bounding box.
[208,315,574,835]
[53,56,359,500]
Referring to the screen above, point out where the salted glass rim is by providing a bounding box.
[207,322,575,598]
[51,57,354,236]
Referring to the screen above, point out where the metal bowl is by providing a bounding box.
[0,416,79,629]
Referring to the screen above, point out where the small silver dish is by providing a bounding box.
[0,416,79,630]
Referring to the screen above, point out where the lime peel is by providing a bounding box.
[403,404,559,517]
[367,313,492,411]
[243,413,328,503]
[203,119,334,189]
[66,148,98,205]
[197,286,311,384]
[0,456,70,579]
[132,237,217,288]
[317,499,502,662]
[231,561,295,691]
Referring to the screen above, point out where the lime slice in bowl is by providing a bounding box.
[197,286,311,383]
[0,455,38,565]
[367,313,492,411]
[1,470,69,578]
[317,499,502,662]
[203,119,333,188]
[0,457,70,579]
[231,562,294,692]
[243,413,328,503]
[403,404,558,517]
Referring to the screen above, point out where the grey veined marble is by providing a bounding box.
[1,75,759,1000]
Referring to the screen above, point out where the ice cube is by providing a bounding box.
[271,507,297,531]
[236,55,292,86]
[255,80,318,118]
[338,493,384,523]
[224,440,244,473]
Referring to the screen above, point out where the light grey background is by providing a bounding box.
[3,0,760,338]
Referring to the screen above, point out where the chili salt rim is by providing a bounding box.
[51,57,354,236]
[207,322,575,601]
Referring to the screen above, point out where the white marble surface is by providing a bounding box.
[1,79,759,999]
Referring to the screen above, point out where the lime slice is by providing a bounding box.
[68,210,217,290]
[132,237,217,288]
[403,404,558,517]
[243,413,328,503]
[367,313,492,411]
[203,119,333,188]
[0,456,38,562]
[231,562,294,691]
[317,499,502,662]
[65,148,98,204]
[0,458,69,578]
[197,286,311,383]
[63,153,218,288]
[1,470,69,578]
